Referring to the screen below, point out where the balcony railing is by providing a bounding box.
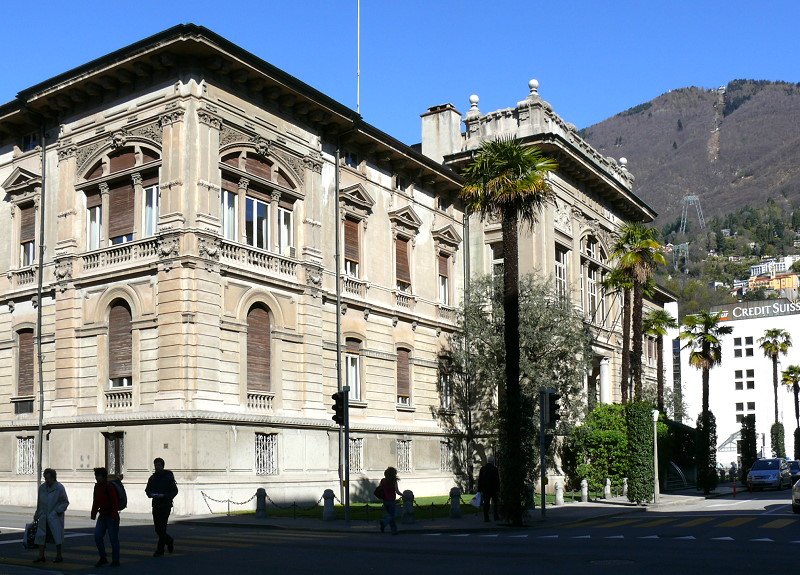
[394,290,416,310]
[8,267,36,289]
[342,275,367,297]
[105,388,133,410]
[247,391,274,411]
[220,241,298,278]
[81,238,159,272]
[437,304,457,322]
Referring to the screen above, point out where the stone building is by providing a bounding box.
[420,81,674,408]
[0,25,465,513]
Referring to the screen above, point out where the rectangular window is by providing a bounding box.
[736,414,744,423]
[745,347,754,357]
[21,132,39,152]
[586,267,599,318]
[245,197,270,250]
[555,246,569,301]
[349,438,364,473]
[221,189,237,241]
[104,432,124,477]
[345,353,361,401]
[396,439,411,473]
[396,238,411,292]
[110,377,132,388]
[343,150,359,169]
[734,338,742,346]
[745,337,753,346]
[396,349,411,406]
[440,441,453,472]
[17,330,34,397]
[746,369,754,378]
[735,381,743,391]
[16,437,35,475]
[21,242,35,267]
[19,203,35,266]
[747,402,755,411]
[277,207,293,256]
[747,380,755,390]
[108,182,135,244]
[344,218,360,277]
[143,185,159,237]
[734,349,742,358]
[255,432,278,475]
[440,371,453,411]
[438,254,450,305]
[735,402,743,412]
[735,370,743,378]
[491,242,504,281]
[87,206,102,250]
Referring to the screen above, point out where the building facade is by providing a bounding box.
[420,81,672,409]
[681,299,800,464]
[0,25,466,513]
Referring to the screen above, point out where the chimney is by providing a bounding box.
[420,103,462,164]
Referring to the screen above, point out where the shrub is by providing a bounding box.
[565,404,627,492]
[770,422,786,458]
[696,410,718,494]
[740,415,757,481]
[626,402,655,504]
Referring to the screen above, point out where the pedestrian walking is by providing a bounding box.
[145,457,178,556]
[377,467,402,535]
[478,456,500,522]
[33,468,69,564]
[91,467,120,567]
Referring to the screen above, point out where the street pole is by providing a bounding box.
[35,120,47,488]
[652,409,659,504]
[540,387,547,518]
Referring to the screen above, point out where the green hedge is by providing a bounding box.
[696,410,718,494]
[626,402,655,504]
[771,422,786,458]
[740,415,757,481]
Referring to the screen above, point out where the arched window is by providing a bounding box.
[108,302,132,388]
[247,305,271,392]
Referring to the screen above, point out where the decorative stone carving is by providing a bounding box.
[131,172,142,186]
[392,316,399,327]
[197,109,222,130]
[8,301,15,313]
[363,308,370,320]
[219,124,248,148]
[341,303,348,315]
[129,121,163,145]
[158,235,179,259]
[252,136,271,157]
[411,321,418,331]
[272,148,305,185]
[57,145,77,162]
[109,130,127,149]
[54,258,73,281]
[238,177,250,191]
[554,201,572,233]
[198,236,221,261]
[76,142,101,174]
[159,108,185,127]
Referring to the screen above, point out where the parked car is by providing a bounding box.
[747,458,793,490]
[788,460,800,484]
[793,479,800,514]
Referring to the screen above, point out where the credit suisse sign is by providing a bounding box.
[711,299,800,322]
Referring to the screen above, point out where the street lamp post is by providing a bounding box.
[652,409,660,504]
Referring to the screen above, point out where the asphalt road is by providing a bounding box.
[0,489,795,575]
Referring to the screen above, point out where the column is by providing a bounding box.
[599,356,611,404]
[99,182,110,247]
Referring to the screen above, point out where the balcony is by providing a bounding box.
[436,304,457,323]
[105,388,133,410]
[394,290,416,311]
[81,238,159,273]
[220,241,298,278]
[247,391,274,411]
[342,275,368,297]
[8,266,36,289]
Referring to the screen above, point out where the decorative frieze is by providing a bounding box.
[197,109,222,130]
[57,145,77,162]
[159,108,185,127]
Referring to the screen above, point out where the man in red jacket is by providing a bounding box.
[91,468,120,567]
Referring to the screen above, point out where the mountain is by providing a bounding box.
[581,80,800,227]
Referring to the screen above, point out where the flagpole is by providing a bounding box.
[356,0,361,114]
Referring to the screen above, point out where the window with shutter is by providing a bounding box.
[247,306,271,392]
[345,338,362,400]
[438,254,449,304]
[19,204,35,266]
[17,330,34,397]
[108,181,135,243]
[396,238,411,290]
[396,348,411,405]
[108,303,132,387]
[344,218,360,277]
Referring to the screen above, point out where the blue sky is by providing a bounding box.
[1,1,798,145]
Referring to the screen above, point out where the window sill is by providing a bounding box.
[396,403,415,413]
[349,399,368,409]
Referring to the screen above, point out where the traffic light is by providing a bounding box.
[331,391,345,425]
[546,389,561,429]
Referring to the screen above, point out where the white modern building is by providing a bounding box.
[681,299,800,465]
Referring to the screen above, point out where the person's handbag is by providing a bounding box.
[373,485,383,500]
[469,492,482,508]
[22,519,38,549]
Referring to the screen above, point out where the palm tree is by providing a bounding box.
[781,365,800,429]
[601,267,634,403]
[680,311,733,494]
[461,137,556,526]
[612,223,666,401]
[643,308,678,413]
[759,328,792,424]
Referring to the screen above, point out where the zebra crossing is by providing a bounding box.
[0,529,345,571]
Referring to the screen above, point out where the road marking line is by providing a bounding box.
[598,519,641,528]
[478,534,499,538]
[750,538,774,542]
[508,534,528,538]
[762,505,793,516]
[636,518,675,528]
[711,537,735,541]
[571,535,591,539]
[0,526,25,531]
[537,535,558,539]
[716,517,755,527]
[760,518,795,528]
[449,534,469,537]
[676,517,715,527]
[673,536,696,540]
[604,535,624,539]
[638,535,659,539]
[423,533,441,536]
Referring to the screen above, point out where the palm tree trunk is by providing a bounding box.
[621,287,631,403]
[773,357,779,424]
[702,342,710,415]
[632,280,644,400]
[656,334,664,413]
[794,383,799,430]
[501,208,523,526]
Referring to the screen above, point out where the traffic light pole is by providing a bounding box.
[539,387,547,518]
[343,386,350,524]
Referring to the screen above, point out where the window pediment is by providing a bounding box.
[389,205,422,237]
[340,183,375,219]
[432,224,462,251]
[2,167,41,196]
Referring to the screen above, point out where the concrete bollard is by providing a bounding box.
[401,490,415,524]
[555,482,564,506]
[449,487,462,519]
[622,477,629,498]
[322,489,336,521]
[255,487,268,518]
[580,479,588,502]
[603,478,611,499]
